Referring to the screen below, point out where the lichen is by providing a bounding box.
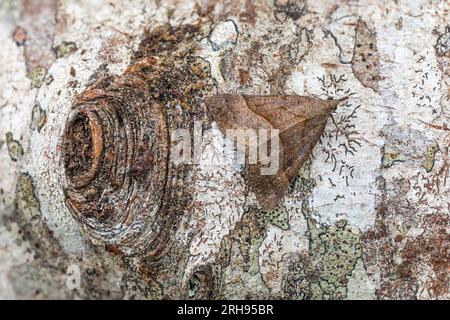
[282,174,363,300]
[381,145,403,168]
[435,26,450,57]
[15,173,40,221]
[1,0,448,300]
[216,208,270,299]
[27,66,47,89]
[31,103,47,132]
[422,141,440,172]
[5,132,24,162]
[54,41,78,59]
[265,205,290,230]
[273,0,308,22]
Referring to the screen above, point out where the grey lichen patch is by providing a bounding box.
[5,132,24,162]
[80,265,125,299]
[273,0,308,22]
[216,208,270,298]
[434,26,450,102]
[9,172,70,293]
[31,103,47,132]
[221,210,268,278]
[15,173,41,221]
[434,26,450,57]
[265,205,290,230]
[352,19,381,91]
[54,41,78,58]
[423,141,440,172]
[27,66,47,88]
[1,0,22,14]
[282,202,362,299]
[208,20,238,51]
[219,250,270,299]
[281,255,314,299]
[375,175,386,191]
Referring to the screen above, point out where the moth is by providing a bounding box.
[205,94,347,211]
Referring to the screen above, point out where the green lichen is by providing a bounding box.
[381,145,404,168]
[55,41,78,58]
[265,205,289,230]
[15,173,41,221]
[9,263,68,299]
[247,237,264,275]
[289,158,316,195]
[5,131,24,161]
[309,219,361,298]
[27,66,47,88]
[292,176,316,194]
[282,175,363,300]
[423,141,439,172]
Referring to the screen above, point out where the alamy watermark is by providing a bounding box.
[170,121,280,175]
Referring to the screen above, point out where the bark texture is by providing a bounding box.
[0,0,449,299]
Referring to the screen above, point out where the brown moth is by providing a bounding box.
[205,94,347,211]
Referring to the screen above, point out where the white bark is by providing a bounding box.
[0,0,448,299]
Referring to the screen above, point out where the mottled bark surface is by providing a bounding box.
[0,0,449,299]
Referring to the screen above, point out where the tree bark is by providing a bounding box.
[0,0,448,299]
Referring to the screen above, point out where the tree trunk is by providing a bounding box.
[0,0,448,299]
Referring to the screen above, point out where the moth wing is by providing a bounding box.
[248,119,329,211]
[242,95,341,134]
[206,95,273,131]
[205,94,345,211]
